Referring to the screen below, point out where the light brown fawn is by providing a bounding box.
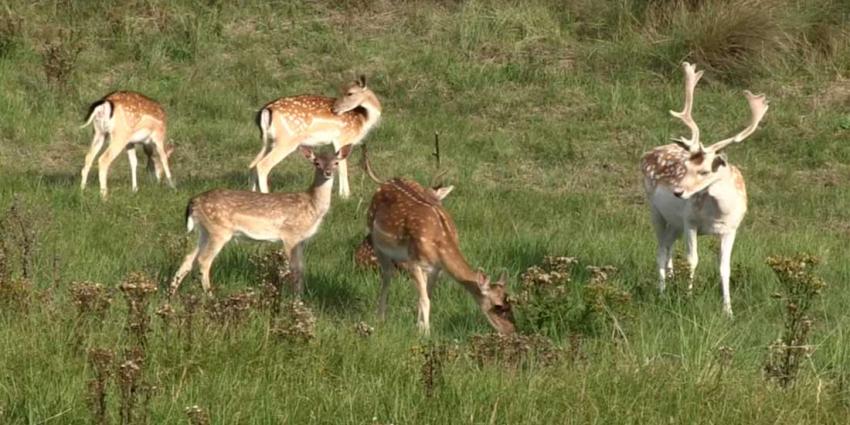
[641,62,768,317]
[362,147,514,335]
[170,145,353,296]
[250,75,381,197]
[81,91,175,198]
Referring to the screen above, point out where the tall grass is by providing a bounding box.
[0,0,849,423]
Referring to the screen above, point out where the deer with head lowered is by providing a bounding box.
[250,75,381,197]
[641,62,769,317]
[170,145,353,296]
[81,91,175,198]
[361,146,515,335]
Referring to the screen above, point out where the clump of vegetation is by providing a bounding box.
[86,348,115,425]
[119,272,158,346]
[271,300,317,344]
[179,294,202,353]
[0,9,22,58]
[516,255,577,334]
[251,248,292,314]
[0,198,45,312]
[71,282,112,319]
[117,346,148,425]
[764,253,826,388]
[412,342,460,398]
[39,28,84,89]
[353,321,374,338]
[516,256,632,338]
[185,405,211,425]
[206,290,259,327]
[467,333,562,369]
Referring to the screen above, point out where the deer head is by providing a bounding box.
[663,63,768,199]
[476,271,515,335]
[302,144,354,179]
[332,75,371,115]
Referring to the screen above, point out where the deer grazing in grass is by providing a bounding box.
[81,91,175,198]
[641,62,769,317]
[361,146,514,335]
[250,75,381,197]
[170,145,353,296]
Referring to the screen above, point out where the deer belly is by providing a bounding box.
[651,189,687,228]
[371,225,410,262]
[233,227,281,242]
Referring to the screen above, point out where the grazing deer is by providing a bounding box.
[80,91,175,198]
[362,147,514,335]
[641,62,769,317]
[170,145,353,296]
[250,75,381,197]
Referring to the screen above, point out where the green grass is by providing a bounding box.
[1,0,850,423]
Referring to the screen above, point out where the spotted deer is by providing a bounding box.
[362,147,514,335]
[250,75,381,197]
[641,62,769,317]
[170,145,353,296]
[81,91,175,198]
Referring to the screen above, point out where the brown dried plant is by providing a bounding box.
[764,253,826,388]
[117,346,146,425]
[206,290,259,327]
[354,321,374,338]
[86,348,115,425]
[250,248,292,314]
[467,333,562,369]
[119,272,158,346]
[0,196,41,282]
[71,282,112,319]
[185,405,211,425]
[271,300,317,345]
[39,28,83,89]
[179,294,202,353]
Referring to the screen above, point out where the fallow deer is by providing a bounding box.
[81,91,175,198]
[362,147,514,335]
[170,145,353,296]
[250,75,381,197]
[641,62,769,317]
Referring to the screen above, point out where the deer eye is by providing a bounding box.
[698,170,711,176]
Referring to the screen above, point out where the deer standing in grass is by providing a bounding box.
[641,62,769,317]
[250,75,381,197]
[362,147,515,335]
[81,91,175,198]
[170,145,353,296]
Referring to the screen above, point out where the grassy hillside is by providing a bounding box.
[1,0,849,423]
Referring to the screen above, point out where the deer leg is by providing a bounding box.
[288,242,306,297]
[97,132,130,199]
[126,145,139,192]
[684,225,699,292]
[376,253,395,321]
[719,231,737,318]
[170,238,202,296]
[410,266,431,336]
[142,142,160,182]
[652,209,678,292]
[151,128,175,188]
[81,131,105,190]
[337,156,350,199]
[196,233,231,296]
[254,141,299,194]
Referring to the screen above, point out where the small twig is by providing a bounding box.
[432,132,441,168]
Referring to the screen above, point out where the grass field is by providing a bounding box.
[1,0,850,423]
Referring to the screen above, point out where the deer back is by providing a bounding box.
[190,189,320,240]
[265,95,368,140]
[367,178,459,264]
[105,91,166,130]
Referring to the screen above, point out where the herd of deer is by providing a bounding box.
[78,63,768,335]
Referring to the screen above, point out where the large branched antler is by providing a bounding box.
[669,62,705,153]
[707,90,769,153]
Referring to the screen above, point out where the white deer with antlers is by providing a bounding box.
[250,75,381,197]
[641,62,769,317]
[362,147,515,335]
[170,145,352,296]
[80,91,175,198]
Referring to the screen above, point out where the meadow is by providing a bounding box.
[1,0,849,423]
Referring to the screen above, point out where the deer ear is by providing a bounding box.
[495,271,508,286]
[358,75,367,88]
[433,185,454,201]
[300,146,315,161]
[712,154,727,172]
[336,144,353,160]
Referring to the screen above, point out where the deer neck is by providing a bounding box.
[308,171,334,215]
[360,94,382,130]
[439,243,484,300]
